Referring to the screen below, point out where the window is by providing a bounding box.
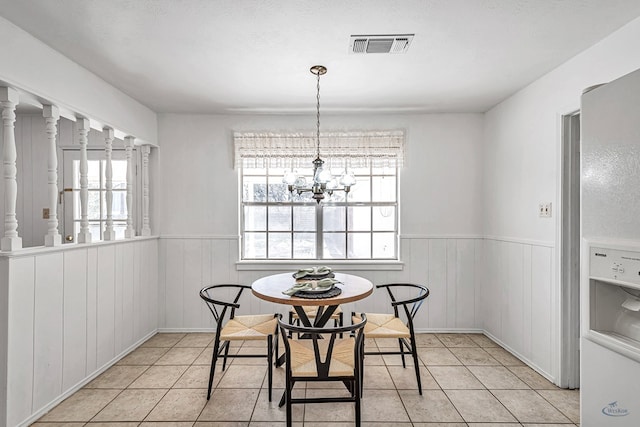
[236,131,403,260]
[63,150,130,242]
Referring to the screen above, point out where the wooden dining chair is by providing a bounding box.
[352,283,429,394]
[199,284,279,401]
[277,315,367,427]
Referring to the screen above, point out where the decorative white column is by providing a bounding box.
[124,135,135,238]
[103,127,115,241]
[77,117,92,243]
[43,105,62,246]
[1,87,21,251]
[141,144,151,236]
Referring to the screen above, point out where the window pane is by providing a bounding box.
[111,190,128,219]
[243,176,267,202]
[323,206,345,231]
[268,233,291,258]
[329,190,346,203]
[73,160,80,187]
[372,176,396,202]
[349,177,371,202]
[267,182,290,202]
[73,190,80,218]
[268,206,291,231]
[348,206,371,231]
[348,233,371,259]
[244,232,266,258]
[244,206,266,231]
[88,190,101,220]
[293,206,315,231]
[112,161,127,190]
[88,161,101,189]
[373,206,395,231]
[373,232,395,258]
[293,233,316,259]
[323,233,345,259]
[291,190,314,203]
[89,221,101,241]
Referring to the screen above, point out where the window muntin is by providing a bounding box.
[241,165,398,260]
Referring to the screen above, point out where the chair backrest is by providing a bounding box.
[278,314,367,379]
[377,283,429,329]
[199,284,250,335]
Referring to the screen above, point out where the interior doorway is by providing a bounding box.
[560,111,581,389]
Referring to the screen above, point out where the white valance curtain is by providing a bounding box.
[234,130,405,170]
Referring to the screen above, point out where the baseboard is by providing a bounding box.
[157,327,215,333]
[414,328,484,334]
[482,330,556,384]
[18,329,158,427]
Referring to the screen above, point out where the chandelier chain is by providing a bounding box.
[316,70,321,158]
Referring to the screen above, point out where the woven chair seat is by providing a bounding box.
[220,314,278,341]
[288,337,356,377]
[352,313,410,339]
[290,305,343,320]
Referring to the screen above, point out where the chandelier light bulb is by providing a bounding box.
[283,170,297,185]
[339,171,357,186]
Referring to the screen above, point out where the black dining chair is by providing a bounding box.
[277,315,367,427]
[200,284,279,401]
[288,305,344,336]
[352,283,429,394]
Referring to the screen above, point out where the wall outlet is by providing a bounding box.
[538,202,552,218]
[42,208,50,219]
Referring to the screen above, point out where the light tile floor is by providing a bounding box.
[32,332,580,426]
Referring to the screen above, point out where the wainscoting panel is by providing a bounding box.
[62,249,88,392]
[481,238,555,379]
[33,252,64,411]
[6,257,35,427]
[2,238,159,427]
[158,236,481,332]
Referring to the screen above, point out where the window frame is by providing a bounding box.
[240,164,399,261]
[62,148,133,242]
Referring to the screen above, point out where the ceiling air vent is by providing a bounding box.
[349,34,414,54]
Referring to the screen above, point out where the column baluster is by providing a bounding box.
[43,105,62,246]
[141,144,151,236]
[77,117,91,243]
[124,136,135,238]
[1,87,21,251]
[103,127,115,240]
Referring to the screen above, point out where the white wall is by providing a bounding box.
[158,113,484,236]
[482,16,640,381]
[0,16,157,145]
[156,112,485,333]
[0,238,158,427]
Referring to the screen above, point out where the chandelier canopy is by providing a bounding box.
[282,65,356,203]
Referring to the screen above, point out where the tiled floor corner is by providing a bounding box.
[32,332,580,426]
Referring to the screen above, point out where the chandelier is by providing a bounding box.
[282,65,356,203]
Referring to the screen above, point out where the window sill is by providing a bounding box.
[236,260,404,271]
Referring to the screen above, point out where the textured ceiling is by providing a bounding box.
[2,0,640,114]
